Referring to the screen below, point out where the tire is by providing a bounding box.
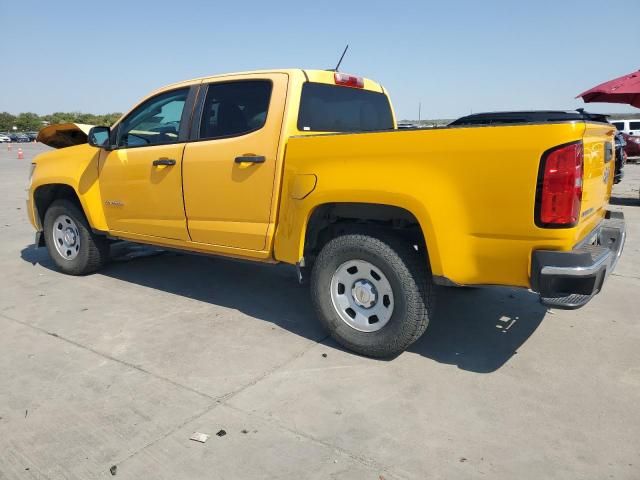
[310,232,433,358]
[43,199,109,275]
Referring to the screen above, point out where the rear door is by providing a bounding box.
[182,73,288,251]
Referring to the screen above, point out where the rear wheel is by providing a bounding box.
[311,233,433,358]
[43,199,109,275]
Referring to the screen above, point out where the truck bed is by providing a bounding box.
[276,121,615,287]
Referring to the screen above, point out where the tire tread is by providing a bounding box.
[311,232,433,358]
[43,199,108,275]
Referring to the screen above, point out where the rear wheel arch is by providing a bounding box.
[302,202,430,266]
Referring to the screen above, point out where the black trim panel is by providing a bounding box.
[179,85,199,143]
[190,83,206,142]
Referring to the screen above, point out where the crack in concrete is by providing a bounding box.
[611,272,640,280]
[0,311,215,402]
[1,311,380,476]
[224,402,409,480]
[109,332,332,470]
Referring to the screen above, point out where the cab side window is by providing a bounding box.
[117,88,189,148]
[199,80,272,140]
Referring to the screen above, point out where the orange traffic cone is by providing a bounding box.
[17,148,24,160]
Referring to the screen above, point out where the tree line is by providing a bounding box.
[0,112,122,132]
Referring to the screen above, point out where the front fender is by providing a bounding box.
[30,144,108,231]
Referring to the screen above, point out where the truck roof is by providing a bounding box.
[153,69,386,95]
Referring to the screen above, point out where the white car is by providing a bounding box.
[0,134,12,143]
[611,119,640,136]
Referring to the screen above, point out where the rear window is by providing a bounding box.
[297,82,393,132]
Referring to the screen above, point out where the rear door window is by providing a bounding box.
[629,121,640,130]
[198,80,272,140]
[297,82,393,132]
[611,122,624,131]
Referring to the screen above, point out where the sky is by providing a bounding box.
[1,0,639,120]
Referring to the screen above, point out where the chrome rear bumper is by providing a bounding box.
[530,211,626,309]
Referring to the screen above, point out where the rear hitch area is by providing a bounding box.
[530,211,626,309]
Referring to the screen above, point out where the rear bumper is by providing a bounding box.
[530,211,626,309]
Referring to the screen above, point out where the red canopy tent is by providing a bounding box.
[577,69,640,108]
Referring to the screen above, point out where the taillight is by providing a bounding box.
[334,72,364,88]
[536,141,583,227]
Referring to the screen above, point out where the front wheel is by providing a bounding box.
[43,199,109,275]
[310,233,433,358]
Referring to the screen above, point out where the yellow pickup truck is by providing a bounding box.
[28,69,626,357]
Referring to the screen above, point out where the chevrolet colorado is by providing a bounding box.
[28,69,626,357]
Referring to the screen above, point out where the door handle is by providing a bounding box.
[153,158,176,166]
[235,155,266,164]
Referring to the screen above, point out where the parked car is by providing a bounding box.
[0,134,11,143]
[622,131,640,161]
[26,132,38,141]
[27,69,625,358]
[614,131,626,183]
[9,133,30,143]
[611,119,640,136]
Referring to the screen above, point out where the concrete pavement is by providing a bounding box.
[0,143,638,479]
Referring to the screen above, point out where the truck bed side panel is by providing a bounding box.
[275,123,612,287]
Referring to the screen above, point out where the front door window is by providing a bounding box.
[117,89,189,148]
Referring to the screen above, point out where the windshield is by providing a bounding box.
[297,82,393,132]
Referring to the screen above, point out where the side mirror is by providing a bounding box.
[88,126,111,149]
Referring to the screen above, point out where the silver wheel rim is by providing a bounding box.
[330,259,394,332]
[52,214,81,261]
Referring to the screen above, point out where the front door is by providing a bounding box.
[182,74,288,250]
[99,87,193,240]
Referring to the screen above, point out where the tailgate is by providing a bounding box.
[580,122,615,228]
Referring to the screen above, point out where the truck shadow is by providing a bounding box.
[409,285,547,373]
[21,243,547,373]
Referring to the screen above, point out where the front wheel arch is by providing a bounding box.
[43,199,109,275]
[33,184,84,230]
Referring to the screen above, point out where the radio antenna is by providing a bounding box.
[332,45,349,72]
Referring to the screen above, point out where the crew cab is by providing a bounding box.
[28,69,626,357]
